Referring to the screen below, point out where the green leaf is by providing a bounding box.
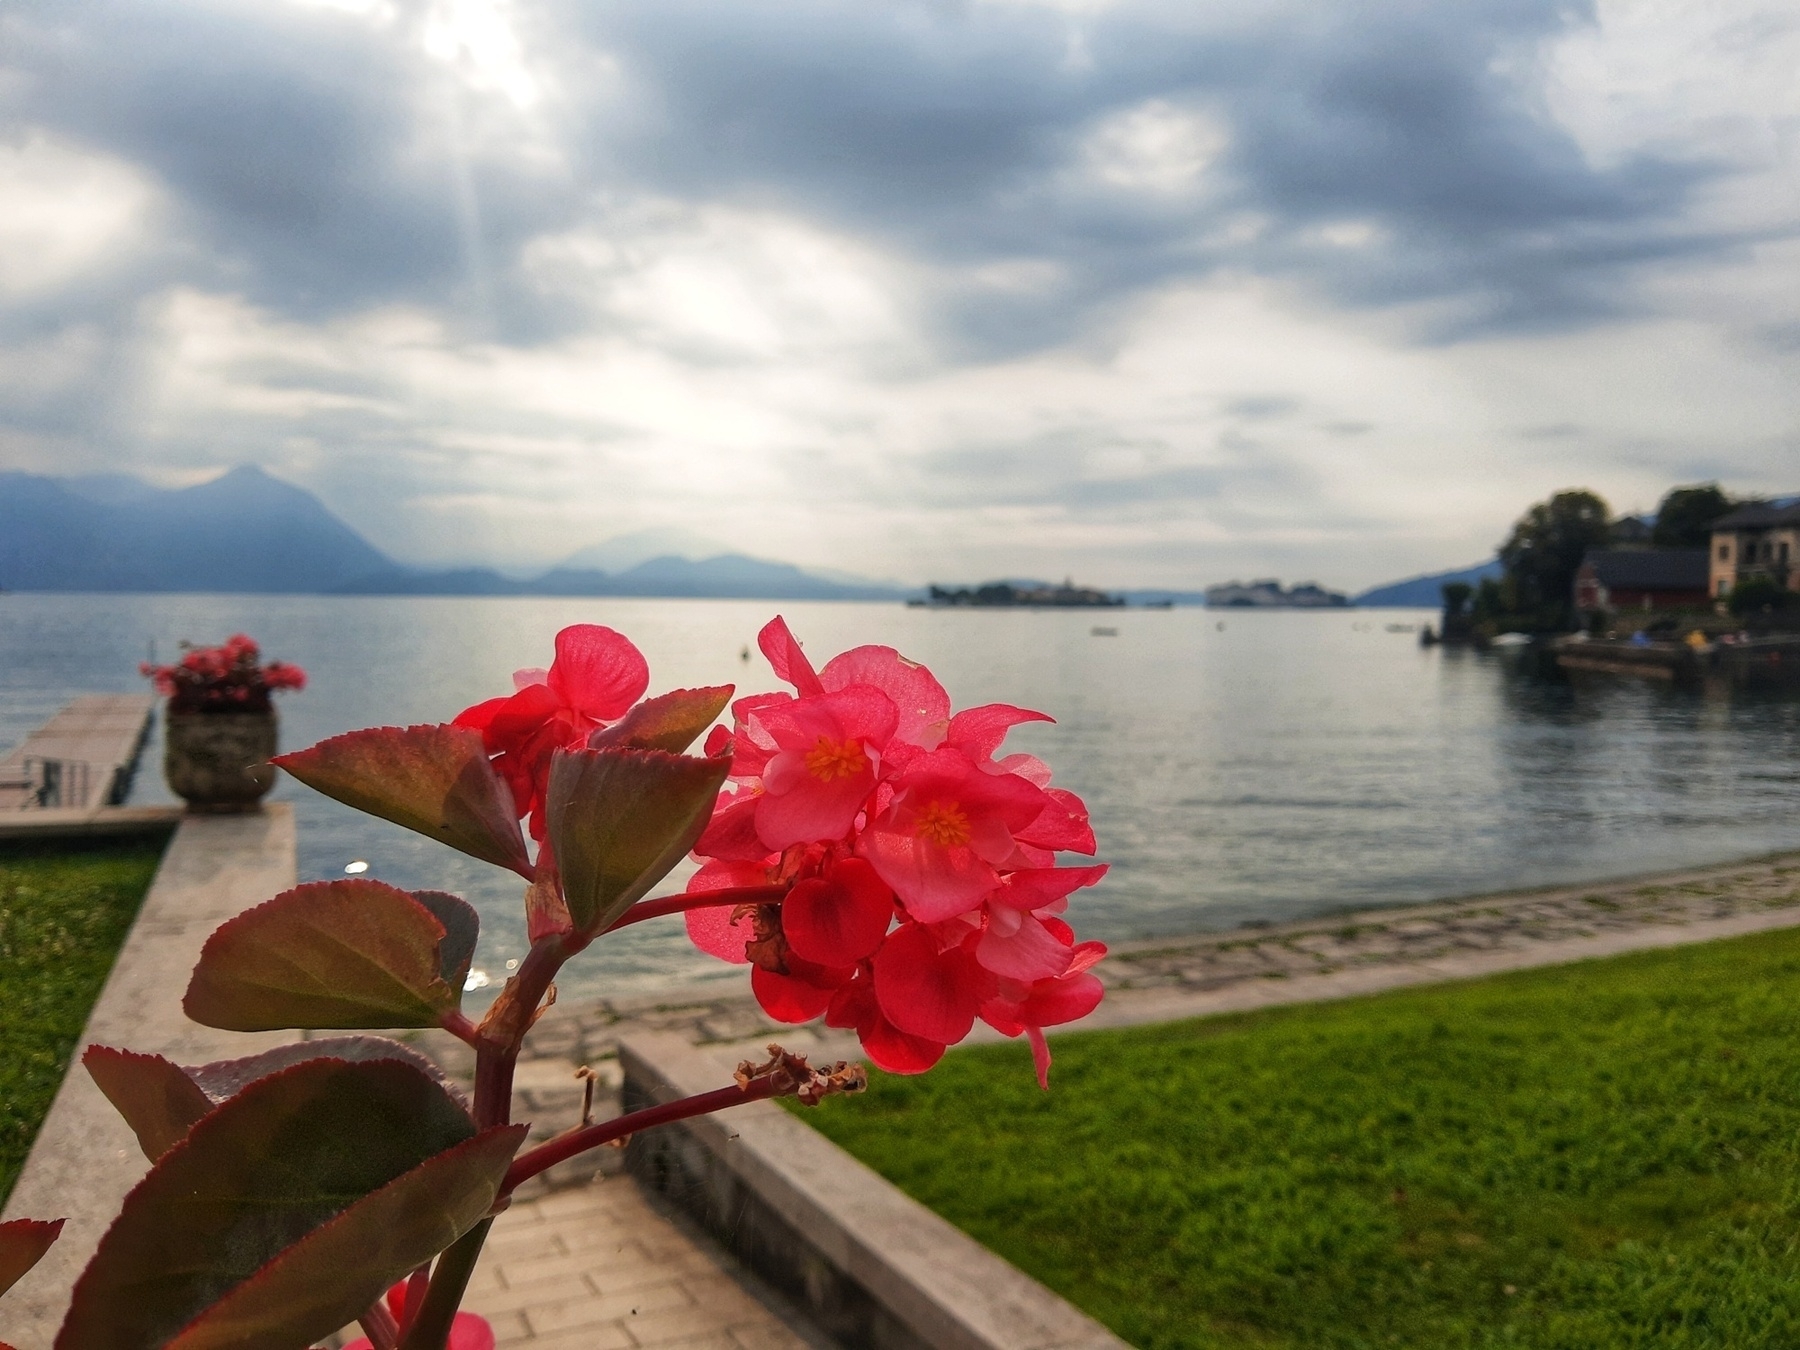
[588,686,733,754]
[87,1037,468,1163]
[184,879,479,1031]
[274,725,533,877]
[57,1056,516,1350]
[1,1217,64,1298]
[547,746,730,937]
[83,1047,213,1162]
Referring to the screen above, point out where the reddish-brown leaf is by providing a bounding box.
[274,725,532,877]
[547,746,730,937]
[83,1047,214,1162]
[57,1056,506,1350]
[86,1037,467,1163]
[587,686,733,755]
[184,879,477,1031]
[0,1217,64,1298]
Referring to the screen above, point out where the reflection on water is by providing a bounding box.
[3,594,1797,1001]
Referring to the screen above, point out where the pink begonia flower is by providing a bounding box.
[746,686,898,850]
[342,1281,495,1350]
[452,624,649,837]
[858,747,1051,922]
[682,616,1108,1085]
[873,921,995,1044]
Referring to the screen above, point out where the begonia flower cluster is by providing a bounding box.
[684,618,1106,1086]
[140,633,307,714]
[447,618,1107,1087]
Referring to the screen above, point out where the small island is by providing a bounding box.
[911,578,1126,608]
[1203,579,1349,608]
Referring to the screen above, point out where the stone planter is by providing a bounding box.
[163,710,278,813]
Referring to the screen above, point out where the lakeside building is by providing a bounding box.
[1710,501,1800,598]
[1203,579,1348,608]
[1573,549,1710,614]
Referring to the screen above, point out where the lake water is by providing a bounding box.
[4,593,1799,1004]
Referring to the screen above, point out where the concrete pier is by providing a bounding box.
[0,694,157,816]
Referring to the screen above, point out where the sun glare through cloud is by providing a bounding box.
[0,0,1796,587]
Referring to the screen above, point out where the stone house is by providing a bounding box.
[1709,501,1800,599]
[1573,549,1710,614]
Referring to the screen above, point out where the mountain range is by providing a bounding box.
[0,464,1480,603]
[0,466,910,599]
[1351,560,1504,607]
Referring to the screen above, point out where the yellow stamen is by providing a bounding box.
[805,735,865,783]
[916,799,971,848]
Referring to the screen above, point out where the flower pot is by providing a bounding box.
[164,710,278,813]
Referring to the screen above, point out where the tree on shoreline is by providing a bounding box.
[1493,489,1611,633]
[1652,483,1735,549]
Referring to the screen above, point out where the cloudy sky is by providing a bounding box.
[3,0,1798,589]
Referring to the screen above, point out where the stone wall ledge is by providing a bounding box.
[621,1029,1127,1350]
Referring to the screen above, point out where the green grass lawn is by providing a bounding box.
[0,836,165,1205]
[799,930,1800,1349]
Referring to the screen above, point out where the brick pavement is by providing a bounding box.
[456,1181,819,1349]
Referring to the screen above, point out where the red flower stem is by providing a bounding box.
[603,884,790,932]
[501,1076,784,1195]
[439,1011,480,1047]
[472,936,568,1127]
[398,1219,492,1350]
[358,1299,400,1350]
[396,1264,431,1339]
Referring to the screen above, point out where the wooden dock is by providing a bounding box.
[0,694,158,813]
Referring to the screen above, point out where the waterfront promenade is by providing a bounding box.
[6,817,1798,1346]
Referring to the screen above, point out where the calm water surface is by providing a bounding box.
[4,594,1798,1002]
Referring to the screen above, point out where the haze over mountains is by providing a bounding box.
[0,466,911,599]
[0,465,1464,603]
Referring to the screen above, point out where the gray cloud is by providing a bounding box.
[3,0,1734,346]
[2,0,1797,587]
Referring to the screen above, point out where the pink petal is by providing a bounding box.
[546,625,650,721]
[996,864,1109,911]
[873,923,992,1043]
[860,824,1000,922]
[820,646,951,747]
[686,905,755,964]
[1019,969,1105,1027]
[1027,1026,1053,1090]
[757,616,825,697]
[783,859,895,966]
[859,1017,946,1074]
[1015,787,1097,854]
[450,694,512,732]
[449,1314,498,1350]
[975,912,1075,981]
[752,964,838,1022]
[755,766,874,850]
[683,860,772,963]
[695,788,768,862]
[995,752,1053,786]
[944,703,1052,761]
[1065,939,1108,976]
[511,667,549,691]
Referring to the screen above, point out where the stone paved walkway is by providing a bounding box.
[454,1181,821,1349]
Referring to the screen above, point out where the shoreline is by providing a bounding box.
[413,847,1800,1150]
